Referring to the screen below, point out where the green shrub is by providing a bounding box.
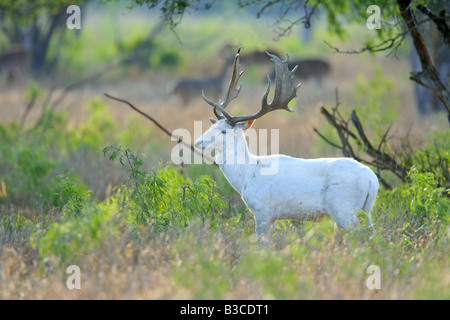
[0,213,34,244]
[407,129,450,187]
[30,146,226,264]
[0,123,57,205]
[0,99,123,207]
[374,167,449,250]
[68,98,117,150]
[33,202,118,264]
[104,145,225,232]
[354,67,399,136]
[52,170,93,217]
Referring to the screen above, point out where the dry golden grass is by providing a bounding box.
[1,218,448,300]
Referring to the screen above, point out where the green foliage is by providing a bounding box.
[407,130,450,188]
[32,107,69,148]
[238,248,309,299]
[68,99,117,150]
[55,12,119,77]
[52,170,93,217]
[354,67,399,133]
[0,0,74,30]
[317,0,352,40]
[375,167,449,249]
[149,46,182,69]
[116,114,154,148]
[103,145,225,231]
[403,168,449,225]
[0,100,118,207]
[180,175,224,227]
[0,122,57,205]
[28,143,225,264]
[314,68,399,158]
[33,203,118,264]
[24,80,45,102]
[100,0,416,55]
[105,0,216,28]
[0,213,34,243]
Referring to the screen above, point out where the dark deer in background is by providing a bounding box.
[239,49,282,66]
[172,56,232,105]
[270,58,331,85]
[221,48,331,85]
[0,47,31,85]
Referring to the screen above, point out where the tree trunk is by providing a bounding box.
[397,0,450,121]
[31,10,65,74]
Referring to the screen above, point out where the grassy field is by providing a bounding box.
[0,3,449,300]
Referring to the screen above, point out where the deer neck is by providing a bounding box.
[215,133,258,194]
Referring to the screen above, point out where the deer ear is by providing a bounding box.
[209,118,218,125]
[235,119,255,131]
[243,119,255,130]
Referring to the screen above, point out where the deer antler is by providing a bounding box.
[202,48,301,126]
[202,47,244,120]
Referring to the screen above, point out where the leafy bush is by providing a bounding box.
[0,99,127,207]
[28,142,225,264]
[0,122,58,206]
[103,145,225,231]
[373,167,449,250]
[33,202,118,264]
[406,129,450,188]
[52,170,93,217]
[0,213,34,244]
[68,98,117,151]
[354,67,399,134]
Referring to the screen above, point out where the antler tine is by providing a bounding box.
[221,47,244,110]
[201,90,225,119]
[201,47,244,121]
[263,51,298,112]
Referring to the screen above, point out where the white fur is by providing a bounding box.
[194,119,379,240]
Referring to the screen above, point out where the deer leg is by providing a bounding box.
[254,216,275,242]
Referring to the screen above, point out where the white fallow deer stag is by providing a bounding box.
[194,48,379,241]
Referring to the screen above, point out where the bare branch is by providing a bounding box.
[350,110,407,181]
[314,90,410,189]
[312,128,342,150]
[104,93,214,164]
[19,92,38,129]
[416,5,450,46]
[323,14,447,57]
[255,0,283,18]
[245,0,318,38]
[323,31,408,56]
